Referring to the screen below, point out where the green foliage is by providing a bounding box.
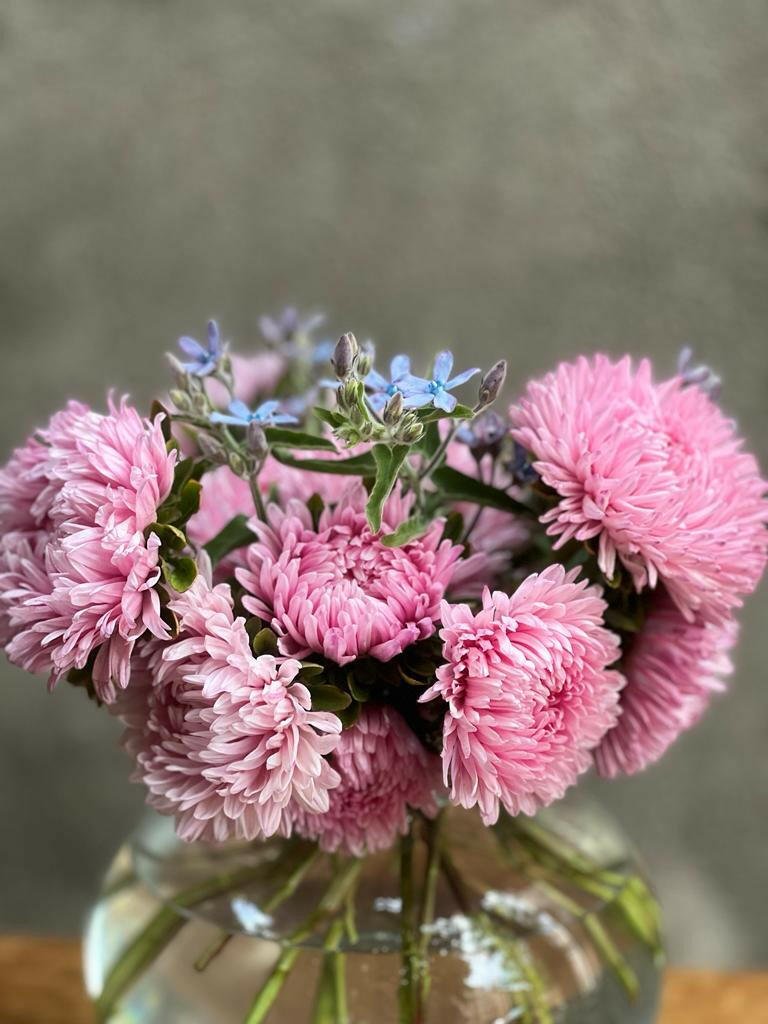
[162,556,198,593]
[203,515,256,566]
[263,427,337,451]
[366,444,410,531]
[432,465,530,516]
[271,449,377,477]
[380,517,430,548]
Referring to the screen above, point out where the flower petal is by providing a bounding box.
[434,390,457,412]
[390,355,411,380]
[433,351,454,383]
[178,336,206,359]
[446,367,481,390]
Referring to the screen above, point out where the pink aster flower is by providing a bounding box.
[116,578,341,842]
[510,355,768,622]
[291,704,441,856]
[0,398,177,699]
[421,565,624,823]
[594,593,737,778]
[237,482,463,665]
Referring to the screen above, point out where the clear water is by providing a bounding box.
[84,799,662,1023]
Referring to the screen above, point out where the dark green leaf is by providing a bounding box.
[178,479,202,521]
[418,403,475,423]
[347,675,372,702]
[366,444,409,532]
[306,684,353,712]
[251,627,280,656]
[417,420,441,458]
[163,556,198,593]
[441,510,465,545]
[271,449,377,477]
[151,523,187,551]
[306,493,325,531]
[203,515,255,566]
[381,517,430,548]
[432,466,531,516]
[263,427,337,451]
[297,662,325,681]
[337,702,362,729]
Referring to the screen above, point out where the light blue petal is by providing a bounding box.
[210,412,246,426]
[228,399,252,420]
[270,414,300,425]
[255,400,281,418]
[365,370,390,391]
[446,367,481,390]
[367,393,388,414]
[398,375,431,396]
[402,392,434,409]
[434,390,457,412]
[207,320,221,354]
[318,378,342,390]
[178,336,206,359]
[433,351,454,383]
[390,354,411,380]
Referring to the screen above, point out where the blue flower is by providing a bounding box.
[401,351,480,413]
[210,399,299,428]
[259,307,325,349]
[677,347,722,399]
[177,320,223,377]
[364,355,413,413]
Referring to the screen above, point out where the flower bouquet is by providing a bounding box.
[2,312,765,1023]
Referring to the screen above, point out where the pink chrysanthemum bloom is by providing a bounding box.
[421,565,624,823]
[238,482,463,665]
[0,399,177,699]
[594,593,737,778]
[117,578,341,842]
[510,356,768,622]
[291,704,441,856]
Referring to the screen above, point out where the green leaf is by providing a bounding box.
[271,449,377,477]
[263,427,337,451]
[163,556,198,593]
[441,510,465,545]
[178,479,202,520]
[381,517,430,548]
[337,702,362,729]
[203,515,255,566]
[150,522,187,551]
[306,493,325,531]
[312,407,345,429]
[432,466,531,516]
[418,403,474,423]
[417,420,441,458]
[366,444,409,532]
[347,676,372,702]
[297,662,325,681]
[250,627,280,656]
[306,684,353,712]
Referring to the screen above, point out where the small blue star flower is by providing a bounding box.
[177,320,223,377]
[401,351,480,413]
[365,355,413,413]
[259,307,325,349]
[210,399,299,428]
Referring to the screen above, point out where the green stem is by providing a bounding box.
[415,812,444,1014]
[243,858,362,1024]
[249,474,268,522]
[398,825,419,1023]
[419,422,461,483]
[95,862,273,1022]
[194,847,321,974]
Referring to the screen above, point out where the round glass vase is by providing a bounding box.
[84,793,663,1024]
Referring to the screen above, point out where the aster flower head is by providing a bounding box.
[510,355,768,622]
[237,482,463,665]
[595,593,737,778]
[402,351,481,413]
[116,577,341,842]
[177,320,224,377]
[210,399,299,428]
[0,398,178,700]
[290,705,441,856]
[421,565,624,823]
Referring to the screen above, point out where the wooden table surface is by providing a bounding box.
[2,936,767,1023]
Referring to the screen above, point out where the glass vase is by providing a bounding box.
[84,793,663,1023]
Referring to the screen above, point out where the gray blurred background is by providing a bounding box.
[1,0,766,967]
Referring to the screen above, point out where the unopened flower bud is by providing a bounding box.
[228,451,247,477]
[197,432,228,464]
[382,390,405,425]
[246,422,269,461]
[395,413,425,445]
[191,390,211,415]
[355,340,375,379]
[169,389,193,412]
[477,359,507,409]
[337,379,364,415]
[332,332,359,380]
